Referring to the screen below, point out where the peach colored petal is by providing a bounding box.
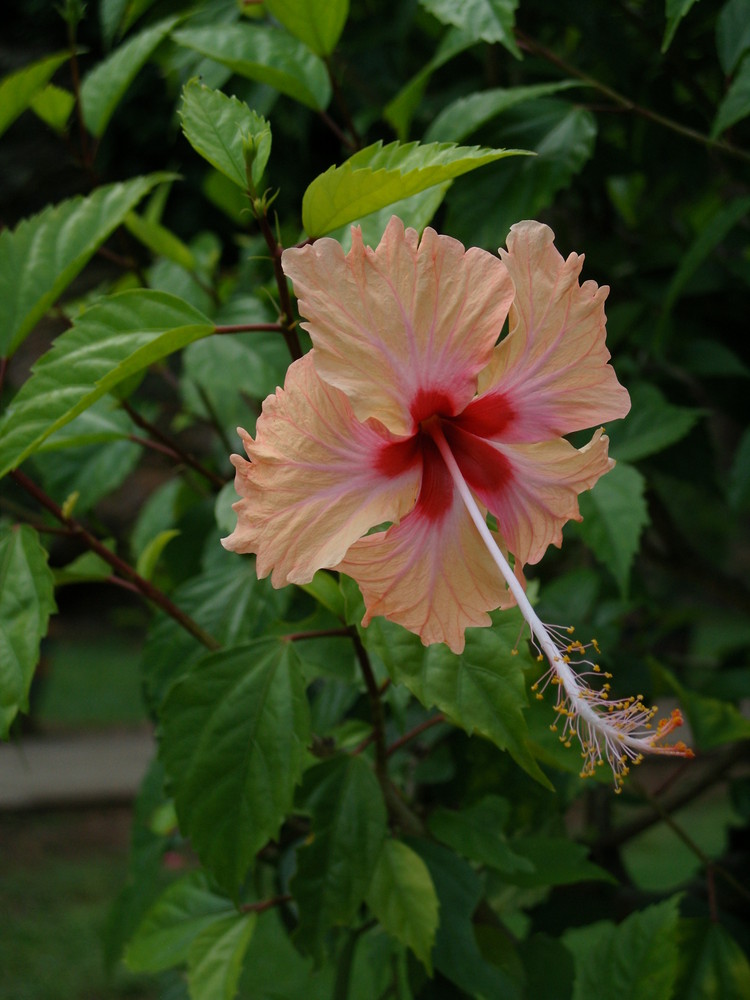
[472,221,630,442]
[451,428,614,566]
[281,216,514,436]
[336,490,517,655]
[221,352,421,586]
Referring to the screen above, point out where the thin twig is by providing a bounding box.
[240,893,293,914]
[516,30,750,165]
[11,469,221,651]
[253,212,303,361]
[121,399,226,490]
[214,323,286,334]
[386,714,446,758]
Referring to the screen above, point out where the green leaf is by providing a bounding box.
[384,27,474,140]
[503,836,616,888]
[662,0,701,51]
[136,529,181,581]
[444,101,596,250]
[419,0,521,58]
[124,211,196,271]
[172,24,331,111]
[564,896,681,1000]
[716,0,750,73]
[675,919,750,999]
[265,0,349,56]
[0,290,214,479]
[662,195,750,316]
[428,796,534,875]
[0,51,70,138]
[125,872,235,973]
[712,53,750,136]
[34,436,142,515]
[187,912,257,1000]
[607,384,702,462]
[575,463,648,597]
[180,80,272,192]
[36,398,135,451]
[411,838,520,998]
[656,662,750,750]
[161,639,311,891]
[141,557,290,709]
[425,81,581,143]
[298,571,347,620]
[0,174,169,358]
[729,426,750,512]
[80,17,179,137]
[302,138,529,237]
[53,548,113,586]
[365,839,439,972]
[29,83,75,132]
[365,612,549,786]
[293,755,387,959]
[325,183,451,251]
[0,525,57,737]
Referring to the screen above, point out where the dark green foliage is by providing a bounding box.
[1,1,749,997]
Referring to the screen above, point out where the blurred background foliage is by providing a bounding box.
[1,0,749,998]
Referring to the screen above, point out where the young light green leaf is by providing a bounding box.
[419,0,521,58]
[293,755,387,959]
[0,51,70,138]
[0,174,169,359]
[712,54,750,136]
[187,912,257,1000]
[428,796,534,875]
[29,83,75,132]
[136,529,180,581]
[716,0,750,74]
[565,896,681,1000]
[0,290,214,479]
[124,210,196,271]
[160,640,311,891]
[575,462,648,597]
[302,139,528,236]
[172,24,331,111]
[0,524,57,738]
[365,839,439,972]
[424,81,581,143]
[607,383,702,462]
[265,0,349,56]
[125,871,235,973]
[674,919,750,999]
[80,16,180,138]
[365,611,549,787]
[325,182,451,250]
[179,80,271,192]
[662,0,701,52]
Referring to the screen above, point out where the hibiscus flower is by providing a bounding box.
[223,216,691,786]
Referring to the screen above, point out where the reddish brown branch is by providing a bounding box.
[11,469,221,651]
